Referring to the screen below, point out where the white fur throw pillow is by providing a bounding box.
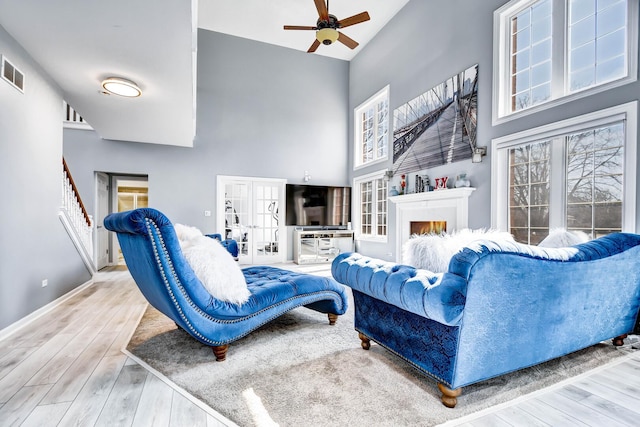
[538,228,590,248]
[174,224,250,305]
[402,228,515,272]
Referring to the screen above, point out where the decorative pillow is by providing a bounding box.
[538,228,590,248]
[402,228,515,273]
[174,224,250,305]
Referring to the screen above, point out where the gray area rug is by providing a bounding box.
[128,293,633,427]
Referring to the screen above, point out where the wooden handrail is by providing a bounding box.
[62,158,91,227]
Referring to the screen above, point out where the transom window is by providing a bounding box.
[354,86,389,169]
[492,102,636,243]
[353,171,388,241]
[493,0,638,122]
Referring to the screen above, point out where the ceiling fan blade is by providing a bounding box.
[337,32,359,49]
[308,39,321,53]
[314,0,329,20]
[284,25,317,30]
[338,11,370,28]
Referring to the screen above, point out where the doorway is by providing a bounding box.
[94,173,148,268]
[217,176,285,265]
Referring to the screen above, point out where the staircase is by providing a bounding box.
[60,158,95,273]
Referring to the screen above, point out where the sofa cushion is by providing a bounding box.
[174,224,250,304]
[402,228,514,272]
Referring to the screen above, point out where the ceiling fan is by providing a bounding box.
[284,0,370,53]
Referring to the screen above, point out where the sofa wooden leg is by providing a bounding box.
[328,313,338,325]
[358,332,371,350]
[212,345,229,362]
[438,383,462,408]
[612,334,628,346]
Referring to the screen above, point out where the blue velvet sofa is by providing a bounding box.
[332,233,640,407]
[104,208,348,361]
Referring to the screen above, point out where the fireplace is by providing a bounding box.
[410,221,447,235]
[390,188,475,262]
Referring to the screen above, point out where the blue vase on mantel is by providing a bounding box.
[389,186,399,196]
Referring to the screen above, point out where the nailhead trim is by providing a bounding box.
[143,218,345,346]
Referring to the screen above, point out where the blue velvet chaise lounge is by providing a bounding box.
[104,208,348,361]
[332,234,640,407]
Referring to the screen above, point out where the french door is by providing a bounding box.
[217,176,285,265]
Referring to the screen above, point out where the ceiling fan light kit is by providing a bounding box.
[284,0,370,53]
[316,28,339,45]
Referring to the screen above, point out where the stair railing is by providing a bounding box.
[60,158,95,272]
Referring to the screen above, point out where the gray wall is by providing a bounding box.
[0,26,91,330]
[64,30,350,260]
[349,0,640,260]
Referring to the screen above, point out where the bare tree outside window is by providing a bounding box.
[566,123,624,237]
[509,141,550,244]
[508,121,624,244]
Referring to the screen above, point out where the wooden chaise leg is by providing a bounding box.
[212,344,229,362]
[328,313,338,325]
[438,383,462,408]
[612,334,628,346]
[358,332,371,350]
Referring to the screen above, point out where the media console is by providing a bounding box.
[293,229,354,264]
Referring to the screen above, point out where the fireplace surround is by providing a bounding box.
[389,187,475,263]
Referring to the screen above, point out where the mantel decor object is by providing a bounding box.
[455,173,471,188]
[434,177,448,190]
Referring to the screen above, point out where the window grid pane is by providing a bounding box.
[565,123,624,236]
[508,141,551,244]
[360,181,372,235]
[376,178,388,236]
[510,0,553,112]
[568,0,627,92]
[356,90,390,167]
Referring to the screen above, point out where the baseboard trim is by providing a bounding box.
[0,278,95,342]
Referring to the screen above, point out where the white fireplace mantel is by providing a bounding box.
[391,187,476,263]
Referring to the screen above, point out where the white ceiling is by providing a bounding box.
[198,0,410,61]
[0,0,409,147]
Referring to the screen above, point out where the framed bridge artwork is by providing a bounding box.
[392,64,478,176]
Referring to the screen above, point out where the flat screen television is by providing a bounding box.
[285,184,351,227]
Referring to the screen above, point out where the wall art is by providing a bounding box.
[392,64,478,175]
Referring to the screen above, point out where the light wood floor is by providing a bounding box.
[0,268,232,427]
[0,267,639,426]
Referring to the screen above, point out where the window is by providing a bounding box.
[354,86,389,169]
[508,141,551,244]
[493,0,638,122]
[492,102,636,242]
[353,171,388,241]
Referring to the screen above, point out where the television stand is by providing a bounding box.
[293,229,354,264]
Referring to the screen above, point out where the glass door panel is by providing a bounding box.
[220,178,285,264]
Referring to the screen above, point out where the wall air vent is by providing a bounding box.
[1,55,25,93]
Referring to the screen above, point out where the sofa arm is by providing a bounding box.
[206,234,239,259]
[331,253,467,326]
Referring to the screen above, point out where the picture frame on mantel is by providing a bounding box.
[392,64,479,176]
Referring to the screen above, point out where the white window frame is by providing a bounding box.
[353,86,390,170]
[353,169,388,242]
[491,101,637,234]
[492,0,638,124]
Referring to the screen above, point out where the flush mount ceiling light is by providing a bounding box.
[101,77,141,97]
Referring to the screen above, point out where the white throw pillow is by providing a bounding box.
[174,224,250,305]
[402,228,515,273]
[538,228,590,248]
